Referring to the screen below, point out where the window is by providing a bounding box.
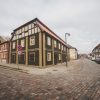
[32,23,34,28]
[47,52,51,61]
[25,32,28,36]
[25,26,28,31]
[54,40,57,48]
[62,45,64,50]
[22,27,24,32]
[19,29,21,33]
[19,34,22,39]
[21,39,25,47]
[29,24,31,29]
[64,47,66,51]
[28,30,31,35]
[22,33,24,37]
[58,43,61,49]
[59,54,61,60]
[47,36,51,46]
[32,28,34,34]
[16,35,19,39]
[37,27,41,32]
[34,27,37,33]
[30,36,35,46]
[12,42,16,49]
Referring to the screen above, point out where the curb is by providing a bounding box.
[0,64,28,74]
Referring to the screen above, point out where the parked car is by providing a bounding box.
[91,57,95,61]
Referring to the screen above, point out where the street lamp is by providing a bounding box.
[65,33,70,66]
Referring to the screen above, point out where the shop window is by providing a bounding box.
[47,52,51,61]
[30,36,35,46]
[12,42,16,49]
[21,39,25,47]
[47,36,51,46]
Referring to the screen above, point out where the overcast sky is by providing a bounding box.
[0,0,100,54]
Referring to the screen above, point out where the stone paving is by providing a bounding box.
[0,58,100,100]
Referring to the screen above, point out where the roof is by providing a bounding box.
[12,18,67,46]
[92,43,100,51]
[67,44,77,50]
[1,36,10,41]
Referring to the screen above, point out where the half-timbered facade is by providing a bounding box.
[0,39,10,63]
[92,44,100,60]
[10,18,67,67]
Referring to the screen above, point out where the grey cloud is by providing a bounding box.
[0,0,100,53]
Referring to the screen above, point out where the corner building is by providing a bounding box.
[10,18,67,67]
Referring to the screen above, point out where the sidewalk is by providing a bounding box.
[0,61,76,75]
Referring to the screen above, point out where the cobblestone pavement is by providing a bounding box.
[0,58,100,100]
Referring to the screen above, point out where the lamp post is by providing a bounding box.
[65,33,70,66]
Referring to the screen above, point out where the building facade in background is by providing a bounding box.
[0,36,10,63]
[10,18,68,67]
[92,44,100,60]
[67,44,78,60]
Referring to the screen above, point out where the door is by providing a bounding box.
[28,52,35,65]
[54,53,58,65]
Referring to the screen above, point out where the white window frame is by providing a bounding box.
[25,26,28,31]
[28,30,31,35]
[25,32,28,36]
[21,39,25,47]
[29,24,31,29]
[47,52,51,61]
[34,27,37,33]
[54,40,57,48]
[32,28,34,34]
[47,36,51,46]
[30,36,35,46]
[12,42,16,49]
[22,33,24,38]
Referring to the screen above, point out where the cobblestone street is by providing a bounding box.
[0,58,100,100]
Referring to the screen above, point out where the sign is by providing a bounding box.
[17,45,22,55]
[17,45,22,51]
[18,51,22,55]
